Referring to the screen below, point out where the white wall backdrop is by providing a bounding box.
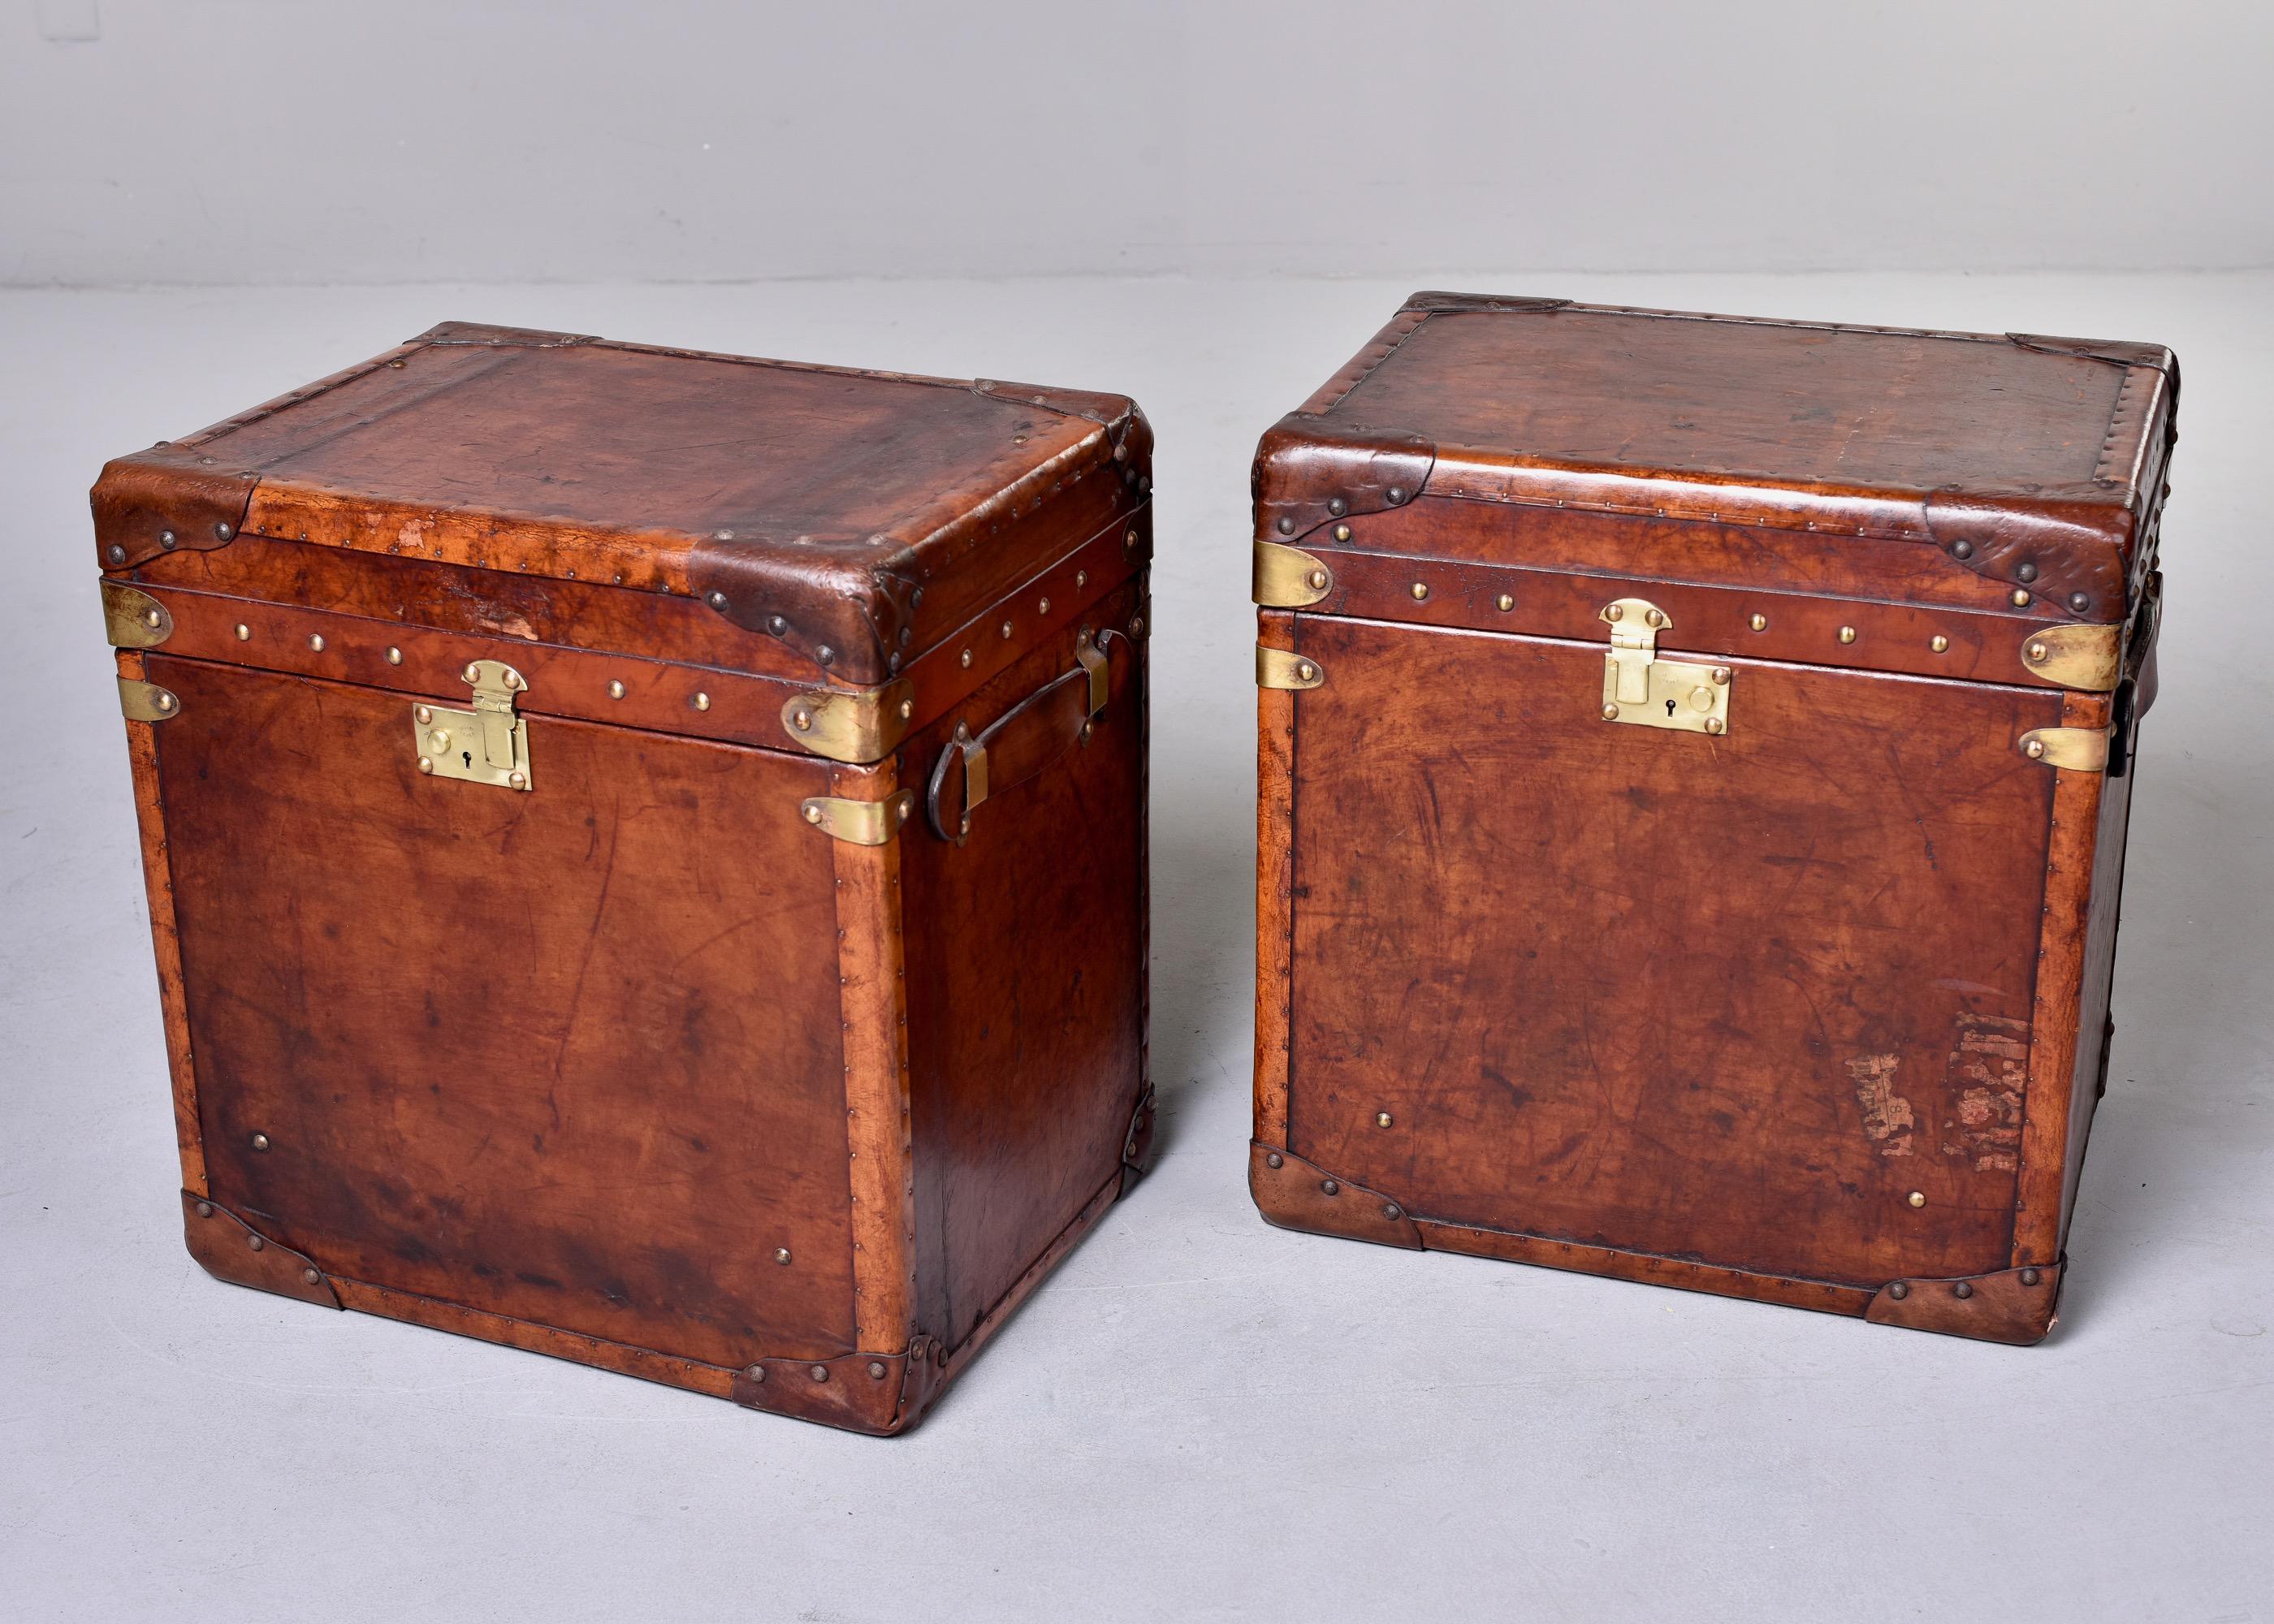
[6,0,2269,285]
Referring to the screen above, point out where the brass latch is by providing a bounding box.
[413,660,532,791]
[1599,598,1730,736]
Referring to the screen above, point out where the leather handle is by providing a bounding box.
[927,628,1121,844]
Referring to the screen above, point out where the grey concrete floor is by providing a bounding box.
[2,274,2268,1623]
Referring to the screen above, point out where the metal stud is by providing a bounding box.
[1076,570,1087,589]
[309,634,326,652]
[158,529,178,551]
[251,1132,270,1151]
[1375,1112,1393,1128]
[235,624,252,641]
[214,522,235,541]
[816,646,834,666]
[463,663,481,684]
[1702,716,1725,736]
[2012,589,2032,607]
[707,590,728,610]
[302,1267,322,1285]
[1125,528,1139,551]
[1333,525,1351,543]
[1277,516,1295,535]
[1952,1281,1974,1299]
[1951,539,1975,559]
[2068,592,2091,613]
[810,1364,829,1382]
[802,805,823,824]
[1749,613,1768,632]
[1386,486,1407,504]
[1327,498,1347,517]
[247,1235,265,1251]
[1381,1203,1401,1220]
[415,705,433,723]
[768,615,788,636]
[1931,635,1950,654]
[745,1365,767,1384]
[1643,607,1665,628]
[2020,1267,2043,1287]
[607,680,625,700]
[2028,641,2050,663]
[507,771,526,789]
[867,1360,888,1380]
[1307,568,1329,590]
[693,692,711,711]
[1838,626,1857,644]
[107,544,128,565]
[1038,597,1051,615]
[1265,1152,1283,1168]
[2016,562,2038,583]
[960,648,973,668]
[1604,603,1624,622]
[1320,1179,1340,1195]
[1001,620,1014,639]
[194,1200,214,1218]
[791,707,813,731]
[1409,582,1429,601]
[417,756,434,774]
[2025,738,2047,759]
[1889,1281,1910,1300]
[1601,703,1620,721]
[386,646,403,664]
[775,1247,792,1265]
[1711,667,1731,685]
[1295,660,1318,683]
[1906,1190,1925,1207]
[1496,594,1515,611]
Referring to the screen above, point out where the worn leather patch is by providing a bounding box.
[93,448,260,571]
[1248,1142,1421,1250]
[179,1190,340,1309]
[1865,1259,2063,1346]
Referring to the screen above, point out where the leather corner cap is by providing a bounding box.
[2006,331,2177,374]
[686,538,917,684]
[409,321,596,348]
[1249,1142,1420,1250]
[1403,291,1573,315]
[1921,488,2133,622]
[93,448,259,571]
[1866,1260,2062,1346]
[179,1191,340,1309]
[1252,417,1435,544]
[731,1337,947,1436]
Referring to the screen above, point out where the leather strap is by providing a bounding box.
[927,628,1121,844]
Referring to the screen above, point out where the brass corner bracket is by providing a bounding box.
[781,678,915,764]
[802,789,916,846]
[1256,646,1325,690]
[118,676,179,722]
[2019,624,2121,691]
[101,581,174,649]
[2018,726,2110,771]
[1253,541,1334,608]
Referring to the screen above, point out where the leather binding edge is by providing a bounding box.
[1248,1142,1421,1250]
[1119,1083,1156,1196]
[1401,290,1572,315]
[179,1190,341,1309]
[731,1337,943,1436]
[1865,1259,2064,1346]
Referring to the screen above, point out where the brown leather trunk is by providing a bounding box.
[1251,293,2174,1345]
[97,322,1153,1432]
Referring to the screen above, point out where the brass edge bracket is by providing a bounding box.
[2019,624,2121,691]
[781,678,916,764]
[414,660,532,791]
[119,676,179,721]
[1599,597,1730,736]
[2018,726,2111,771]
[802,790,917,846]
[1253,541,1334,607]
[1256,646,1325,689]
[101,581,174,648]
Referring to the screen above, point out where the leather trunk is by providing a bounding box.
[97,322,1155,1432]
[1250,293,2175,1345]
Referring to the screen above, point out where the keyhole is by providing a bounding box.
[461,749,473,768]
[1665,698,1677,716]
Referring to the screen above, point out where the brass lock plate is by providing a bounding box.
[413,660,532,790]
[1599,598,1731,736]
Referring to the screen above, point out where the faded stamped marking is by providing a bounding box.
[1942,1013,2030,1171]
[1848,1054,1914,1157]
